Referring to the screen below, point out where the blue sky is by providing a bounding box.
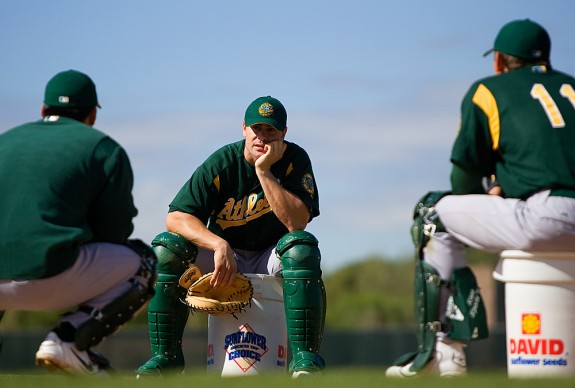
[2,1,574,273]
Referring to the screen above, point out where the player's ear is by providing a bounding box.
[494,52,507,75]
[84,107,97,126]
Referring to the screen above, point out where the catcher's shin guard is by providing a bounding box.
[391,190,451,371]
[391,260,443,371]
[277,231,326,373]
[390,190,489,373]
[136,232,197,376]
[447,267,489,341]
[74,239,157,351]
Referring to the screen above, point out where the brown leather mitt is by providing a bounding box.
[182,272,253,316]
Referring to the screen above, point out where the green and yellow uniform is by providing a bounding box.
[452,65,575,198]
[170,139,319,248]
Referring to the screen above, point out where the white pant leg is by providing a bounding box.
[195,246,281,276]
[433,191,575,256]
[0,243,141,327]
[422,191,575,331]
[434,194,526,252]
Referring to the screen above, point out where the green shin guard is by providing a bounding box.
[277,231,326,373]
[392,263,489,372]
[447,267,489,341]
[136,232,197,376]
[391,191,450,371]
[391,193,488,373]
[395,261,443,372]
[136,274,189,376]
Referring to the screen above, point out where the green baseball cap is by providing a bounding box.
[483,19,550,60]
[244,96,287,131]
[44,69,100,108]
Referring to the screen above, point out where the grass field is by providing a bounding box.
[1,369,574,388]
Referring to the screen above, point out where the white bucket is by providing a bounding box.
[493,250,575,378]
[206,274,288,376]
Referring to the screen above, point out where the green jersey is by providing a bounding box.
[170,139,319,251]
[0,117,137,279]
[451,65,575,199]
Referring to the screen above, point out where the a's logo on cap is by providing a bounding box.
[58,96,70,104]
[258,102,274,117]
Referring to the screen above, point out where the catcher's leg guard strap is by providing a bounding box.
[276,231,326,372]
[447,267,489,341]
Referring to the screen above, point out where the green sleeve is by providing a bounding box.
[450,82,499,176]
[450,163,485,195]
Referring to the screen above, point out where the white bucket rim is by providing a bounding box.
[500,250,575,260]
[494,251,575,283]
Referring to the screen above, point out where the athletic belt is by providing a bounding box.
[550,188,575,199]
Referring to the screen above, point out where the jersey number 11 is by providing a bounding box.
[531,83,575,128]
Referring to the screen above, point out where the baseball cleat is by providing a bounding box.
[386,338,467,378]
[35,332,109,376]
[292,369,322,378]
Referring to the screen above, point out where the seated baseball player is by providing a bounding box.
[386,19,575,377]
[136,96,327,378]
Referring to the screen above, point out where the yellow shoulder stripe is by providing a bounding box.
[472,84,500,151]
[286,163,293,176]
[213,175,220,192]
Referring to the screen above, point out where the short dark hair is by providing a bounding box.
[42,104,94,122]
[499,52,551,71]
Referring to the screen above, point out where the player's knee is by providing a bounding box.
[276,230,321,278]
[152,232,197,275]
[412,190,451,251]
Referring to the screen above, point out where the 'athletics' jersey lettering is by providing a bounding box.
[216,194,272,229]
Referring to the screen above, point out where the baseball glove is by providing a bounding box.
[182,272,253,316]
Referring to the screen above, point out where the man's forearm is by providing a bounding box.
[257,169,309,231]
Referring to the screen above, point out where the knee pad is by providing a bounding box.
[411,191,451,257]
[152,232,197,275]
[74,240,159,351]
[276,230,321,278]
